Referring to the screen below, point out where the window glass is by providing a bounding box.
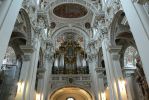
[67,97,75,100]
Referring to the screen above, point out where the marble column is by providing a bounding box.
[35,58,51,100]
[88,57,100,100]
[26,39,40,100]
[123,67,135,100]
[0,0,23,67]
[95,67,106,100]
[15,38,40,100]
[120,0,149,85]
[102,37,128,100]
[123,67,144,100]
[15,46,34,100]
[42,57,53,100]
[36,73,45,100]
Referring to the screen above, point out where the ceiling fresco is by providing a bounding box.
[53,3,88,18]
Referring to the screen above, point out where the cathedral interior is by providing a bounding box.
[0,0,149,100]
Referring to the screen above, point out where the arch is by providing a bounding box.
[48,85,95,100]
[8,32,27,57]
[110,10,125,45]
[10,32,26,42]
[115,31,138,67]
[51,26,89,41]
[18,8,32,45]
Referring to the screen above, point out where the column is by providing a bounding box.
[36,73,45,100]
[102,37,128,100]
[0,0,23,67]
[41,58,53,100]
[43,42,55,100]
[26,39,40,100]
[15,46,34,100]
[123,67,144,100]
[120,0,149,85]
[123,67,135,100]
[15,37,40,100]
[88,58,100,100]
[95,67,106,100]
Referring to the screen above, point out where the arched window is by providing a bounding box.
[67,97,75,100]
[124,46,138,67]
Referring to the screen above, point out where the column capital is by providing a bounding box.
[20,45,34,53]
[95,67,105,73]
[123,67,136,77]
[95,67,106,78]
[37,73,44,79]
[108,46,122,60]
[20,45,34,61]
[108,46,122,53]
[98,73,106,78]
[37,67,46,73]
[22,54,31,61]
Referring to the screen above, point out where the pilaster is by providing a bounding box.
[88,60,99,100]
[42,49,54,100]
[15,45,34,100]
[109,46,128,100]
[27,39,40,100]
[95,67,106,100]
[102,37,128,100]
[123,67,136,100]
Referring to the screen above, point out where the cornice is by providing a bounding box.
[133,0,149,4]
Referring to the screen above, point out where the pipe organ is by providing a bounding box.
[52,41,89,74]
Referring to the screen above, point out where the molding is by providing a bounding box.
[37,73,44,79]
[108,46,122,60]
[109,46,122,53]
[95,67,105,73]
[133,0,149,4]
[98,73,106,78]
[20,45,34,53]
[123,67,136,77]
[37,67,46,73]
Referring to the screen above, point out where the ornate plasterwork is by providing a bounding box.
[45,0,103,40]
[45,0,101,15]
[45,39,55,62]
[86,39,101,63]
[54,32,84,49]
[51,26,90,49]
